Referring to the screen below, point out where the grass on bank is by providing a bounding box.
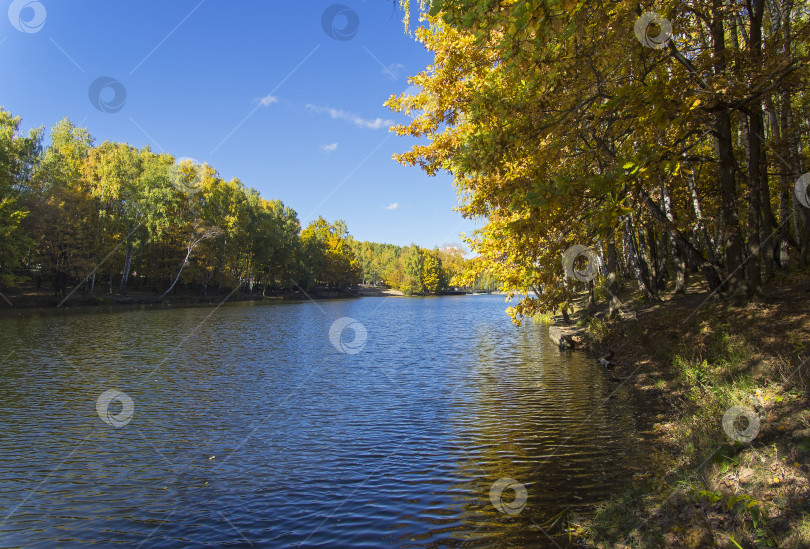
[539,271,810,548]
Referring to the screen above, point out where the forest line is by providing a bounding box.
[0,111,487,304]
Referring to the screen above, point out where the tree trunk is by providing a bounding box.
[745,0,765,295]
[687,169,718,267]
[160,225,222,301]
[119,241,134,296]
[636,185,723,291]
[799,197,810,268]
[778,5,804,265]
[218,238,227,294]
[717,109,746,297]
[760,147,776,281]
[711,0,745,297]
[766,98,791,271]
[621,235,632,279]
[84,271,96,298]
[201,269,213,297]
[762,99,784,275]
[624,217,657,302]
[779,188,791,269]
[672,235,687,294]
[160,246,193,301]
[642,224,660,291]
[662,184,686,294]
[656,223,669,291]
[637,224,658,300]
[606,229,622,317]
[745,110,763,295]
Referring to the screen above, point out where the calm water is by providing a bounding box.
[0,295,653,547]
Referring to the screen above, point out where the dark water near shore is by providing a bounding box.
[0,295,654,547]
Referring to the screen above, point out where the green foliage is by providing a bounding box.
[300,216,362,290]
[586,316,610,343]
[350,240,462,295]
[696,489,773,544]
[401,245,425,295]
[421,250,444,294]
[0,110,42,286]
[0,107,376,299]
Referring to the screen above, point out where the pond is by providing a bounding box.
[0,295,654,547]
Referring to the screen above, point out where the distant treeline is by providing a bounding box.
[351,241,498,294]
[0,109,488,302]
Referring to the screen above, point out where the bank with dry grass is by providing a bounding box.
[548,272,810,548]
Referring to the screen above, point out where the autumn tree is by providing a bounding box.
[300,216,362,290]
[390,0,809,321]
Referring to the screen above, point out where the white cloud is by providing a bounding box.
[440,243,468,255]
[258,94,278,107]
[320,142,338,153]
[383,63,405,80]
[306,104,393,130]
[385,202,399,210]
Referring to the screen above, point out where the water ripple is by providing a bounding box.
[0,296,654,547]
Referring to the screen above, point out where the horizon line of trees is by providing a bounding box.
[0,109,481,303]
[351,241,498,294]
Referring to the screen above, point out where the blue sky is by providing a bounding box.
[1,0,479,249]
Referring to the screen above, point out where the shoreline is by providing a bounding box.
[0,284,501,313]
[0,288,357,314]
[544,273,810,547]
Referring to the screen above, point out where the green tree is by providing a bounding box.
[28,118,92,296]
[421,249,445,294]
[300,216,362,290]
[0,109,41,287]
[400,245,425,295]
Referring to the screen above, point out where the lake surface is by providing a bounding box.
[0,295,654,547]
